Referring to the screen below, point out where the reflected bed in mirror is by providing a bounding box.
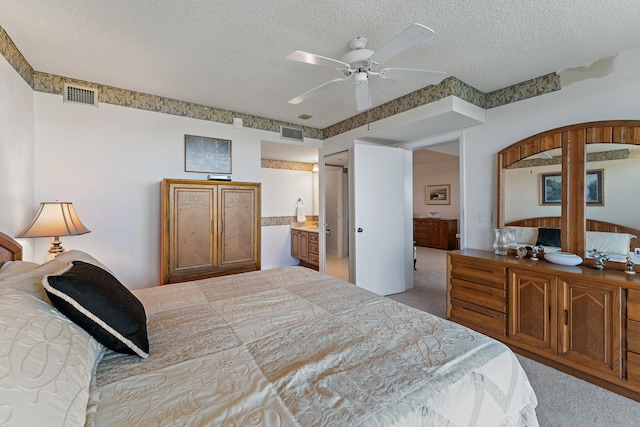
[506,216,640,264]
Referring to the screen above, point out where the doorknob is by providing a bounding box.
[356,227,363,233]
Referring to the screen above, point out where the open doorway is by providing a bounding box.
[323,151,349,282]
[412,141,460,250]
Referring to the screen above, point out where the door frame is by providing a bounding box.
[398,130,465,250]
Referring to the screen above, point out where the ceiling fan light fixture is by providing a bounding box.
[355,72,368,85]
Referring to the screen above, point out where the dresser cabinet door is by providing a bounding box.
[291,230,309,262]
[429,221,447,249]
[508,268,557,354]
[559,277,622,378]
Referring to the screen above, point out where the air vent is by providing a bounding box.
[63,83,98,107]
[280,126,304,142]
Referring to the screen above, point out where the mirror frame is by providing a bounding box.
[497,120,640,266]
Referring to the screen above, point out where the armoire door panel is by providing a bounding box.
[219,187,258,267]
[174,188,216,271]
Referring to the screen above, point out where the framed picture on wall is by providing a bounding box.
[426,184,450,205]
[184,135,232,174]
[540,169,603,205]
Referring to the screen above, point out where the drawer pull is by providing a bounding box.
[461,285,493,296]
[460,303,484,315]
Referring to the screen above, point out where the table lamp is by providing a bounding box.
[17,202,90,256]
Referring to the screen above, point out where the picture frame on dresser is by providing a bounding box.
[184,134,232,174]
[426,184,450,205]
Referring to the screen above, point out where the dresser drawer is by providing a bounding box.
[309,242,319,255]
[450,278,507,313]
[307,252,319,265]
[628,319,640,353]
[628,352,640,385]
[629,289,640,321]
[450,257,506,289]
[450,298,506,336]
[309,232,319,243]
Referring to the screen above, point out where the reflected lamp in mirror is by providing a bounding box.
[17,202,90,256]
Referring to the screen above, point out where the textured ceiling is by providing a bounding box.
[3,0,640,130]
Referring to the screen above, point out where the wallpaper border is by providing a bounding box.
[262,216,318,227]
[1,25,561,142]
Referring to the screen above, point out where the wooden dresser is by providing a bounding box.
[413,218,457,250]
[447,249,640,401]
[160,179,261,284]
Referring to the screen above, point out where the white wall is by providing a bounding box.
[260,167,314,269]
[0,56,35,259]
[29,91,322,288]
[463,46,640,251]
[413,157,460,224]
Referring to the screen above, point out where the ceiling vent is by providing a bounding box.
[63,83,98,107]
[280,126,304,142]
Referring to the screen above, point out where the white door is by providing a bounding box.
[353,143,407,295]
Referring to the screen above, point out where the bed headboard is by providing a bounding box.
[505,217,639,251]
[0,231,23,264]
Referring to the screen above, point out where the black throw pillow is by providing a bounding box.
[44,260,149,358]
[536,228,561,248]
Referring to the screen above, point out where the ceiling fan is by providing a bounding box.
[286,23,447,112]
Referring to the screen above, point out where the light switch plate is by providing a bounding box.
[479,212,492,223]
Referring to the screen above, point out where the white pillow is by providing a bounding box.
[508,226,539,246]
[0,288,103,426]
[0,250,112,303]
[0,260,40,279]
[586,231,636,256]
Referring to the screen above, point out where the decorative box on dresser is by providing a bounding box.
[160,178,261,284]
[447,249,640,401]
[413,218,457,250]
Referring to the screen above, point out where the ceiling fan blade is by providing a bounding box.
[379,68,447,85]
[368,23,435,66]
[288,76,351,105]
[354,72,372,111]
[285,50,350,70]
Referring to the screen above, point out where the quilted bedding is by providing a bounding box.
[92,266,538,426]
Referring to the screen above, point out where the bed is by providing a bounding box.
[0,231,539,426]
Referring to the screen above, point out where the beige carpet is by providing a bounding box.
[388,246,640,427]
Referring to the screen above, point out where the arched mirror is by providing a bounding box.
[503,147,562,226]
[498,120,640,269]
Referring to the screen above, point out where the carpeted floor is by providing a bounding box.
[387,246,640,427]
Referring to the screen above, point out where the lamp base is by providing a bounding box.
[48,236,65,255]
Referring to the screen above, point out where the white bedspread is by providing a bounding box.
[92,267,538,426]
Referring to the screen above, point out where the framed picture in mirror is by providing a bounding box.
[540,169,603,205]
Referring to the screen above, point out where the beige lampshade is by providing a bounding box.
[17,202,90,254]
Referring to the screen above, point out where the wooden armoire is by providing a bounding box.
[160,178,261,284]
